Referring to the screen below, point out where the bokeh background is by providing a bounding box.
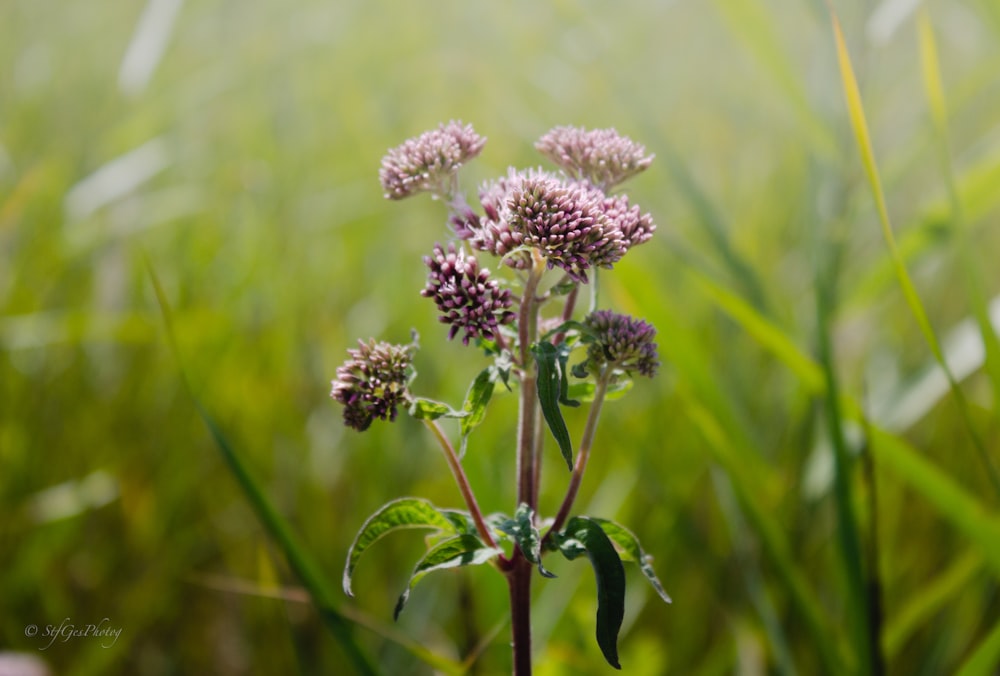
[3,0,1000,673]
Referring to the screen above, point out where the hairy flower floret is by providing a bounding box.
[422,243,516,344]
[379,121,486,200]
[331,339,415,431]
[582,310,659,378]
[536,126,653,190]
[476,169,618,282]
[599,192,656,250]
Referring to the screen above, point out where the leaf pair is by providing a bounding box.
[343,498,502,620]
[550,516,672,670]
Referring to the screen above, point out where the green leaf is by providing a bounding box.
[497,504,555,578]
[394,534,503,619]
[592,518,672,603]
[459,367,496,457]
[344,498,458,596]
[556,516,627,670]
[532,341,575,470]
[408,397,466,421]
[540,319,598,343]
[494,350,514,391]
[566,379,633,403]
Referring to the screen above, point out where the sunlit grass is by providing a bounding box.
[3,1,1000,674]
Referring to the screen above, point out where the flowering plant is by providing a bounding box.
[334,122,671,673]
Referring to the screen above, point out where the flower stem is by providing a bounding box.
[509,252,546,676]
[545,372,611,541]
[508,554,533,675]
[517,253,545,511]
[423,419,498,550]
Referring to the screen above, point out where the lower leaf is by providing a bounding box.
[394,534,503,619]
[557,516,627,669]
[344,498,458,597]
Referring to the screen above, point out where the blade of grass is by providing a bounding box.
[711,468,799,676]
[866,426,1000,573]
[815,259,872,675]
[956,618,1000,676]
[882,549,983,659]
[144,256,379,676]
[188,573,466,675]
[658,143,771,314]
[710,0,837,159]
[917,8,1000,431]
[683,393,847,674]
[829,8,1000,496]
[691,271,824,393]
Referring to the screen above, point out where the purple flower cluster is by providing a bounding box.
[468,169,655,282]
[379,121,486,200]
[331,339,415,431]
[535,126,654,190]
[422,243,516,344]
[582,310,659,378]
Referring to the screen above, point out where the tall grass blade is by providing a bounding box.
[144,257,379,676]
[829,10,1000,495]
[659,145,770,313]
[815,265,871,674]
[866,427,1000,572]
[882,549,982,659]
[956,618,1000,676]
[683,395,846,674]
[917,9,1000,433]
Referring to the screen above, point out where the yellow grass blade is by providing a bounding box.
[830,9,1000,494]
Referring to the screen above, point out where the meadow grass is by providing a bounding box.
[2,1,1000,673]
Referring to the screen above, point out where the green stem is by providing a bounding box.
[423,419,498,550]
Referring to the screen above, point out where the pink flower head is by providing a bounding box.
[470,169,655,282]
[582,310,659,378]
[379,121,486,200]
[535,126,653,190]
[422,243,516,344]
[331,339,415,431]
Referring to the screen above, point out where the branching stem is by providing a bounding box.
[423,419,499,551]
[545,371,611,542]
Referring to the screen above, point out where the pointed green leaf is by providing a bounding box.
[540,319,598,343]
[394,534,503,619]
[497,504,555,578]
[593,518,672,603]
[532,341,575,470]
[344,498,458,596]
[458,367,496,456]
[408,397,466,421]
[557,516,626,669]
[566,379,634,403]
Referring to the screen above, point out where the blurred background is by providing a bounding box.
[2,0,1000,673]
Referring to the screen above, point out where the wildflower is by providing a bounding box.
[469,171,531,270]
[535,126,653,190]
[599,192,656,250]
[331,339,416,431]
[582,310,659,378]
[379,121,486,200]
[476,169,614,282]
[422,243,516,344]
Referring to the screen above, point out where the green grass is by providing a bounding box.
[3,0,1000,673]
